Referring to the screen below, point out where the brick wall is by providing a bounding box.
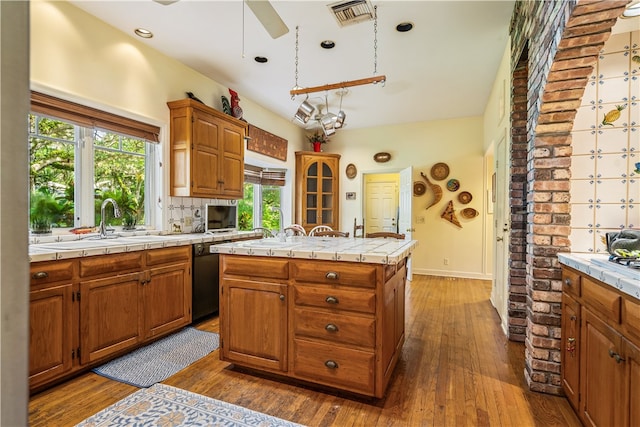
[508,0,629,394]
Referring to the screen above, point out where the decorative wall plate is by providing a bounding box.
[413,181,426,196]
[458,191,472,204]
[431,162,450,181]
[346,163,357,179]
[461,207,479,219]
[446,179,460,192]
[373,152,391,163]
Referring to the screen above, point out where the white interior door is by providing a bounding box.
[399,166,413,280]
[365,180,398,233]
[491,133,509,334]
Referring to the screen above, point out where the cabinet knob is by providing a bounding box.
[608,349,626,363]
[325,271,339,280]
[564,278,572,286]
[325,296,339,305]
[570,315,577,321]
[32,271,48,279]
[325,323,339,332]
[324,360,339,369]
[279,294,285,301]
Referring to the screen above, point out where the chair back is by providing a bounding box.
[253,227,275,238]
[365,231,405,239]
[314,230,349,238]
[353,218,365,238]
[284,224,307,236]
[309,225,333,236]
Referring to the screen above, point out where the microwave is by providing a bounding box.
[204,204,237,233]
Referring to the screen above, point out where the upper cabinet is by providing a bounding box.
[167,99,247,199]
[295,151,340,232]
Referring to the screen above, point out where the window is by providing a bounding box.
[238,165,286,232]
[28,92,159,234]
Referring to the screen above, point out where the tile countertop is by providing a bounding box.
[210,236,418,265]
[28,230,262,263]
[558,253,640,301]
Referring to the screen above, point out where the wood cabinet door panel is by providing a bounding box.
[623,297,640,343]
[293,284,375,314]
[293,307,375,347]
[79,272,143,364]
[580,307,625,427]
[562,268,582,298]
[582,277,621,323]
[78,252,143,278]
[627,338,640,427]
[221,278,287,371]
[144,262,191,339]
[29,283,74,388]
[222,256,289,280]
[30,260,74,285]
[146,246,190,266]
[292,261,377,288]
[561,292,581,411]
[292,338,375,396]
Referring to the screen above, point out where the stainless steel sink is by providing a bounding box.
[36,239,127,251]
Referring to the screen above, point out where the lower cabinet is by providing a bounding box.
[29,246,191,392]
[220,255,407,398]
[561,265,640,427]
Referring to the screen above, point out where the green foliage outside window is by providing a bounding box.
[237,182,281,232]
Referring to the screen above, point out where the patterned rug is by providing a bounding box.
[75,383,304,427]
[92,327,219,388]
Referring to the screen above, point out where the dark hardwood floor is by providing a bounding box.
[29,275,581,426]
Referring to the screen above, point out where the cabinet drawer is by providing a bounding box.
[30,260,74,285]
[623,297,640,341]
[292,339,374,395]
[79,252,143,278]
[293,284,375,314]
[222,255,289,280]
[292,261,376,288]
[146,246,190,266]
[294,308,375,347]
[562,268,581,298]
[582,277,621,323]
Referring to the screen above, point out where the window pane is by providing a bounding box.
[122,136,145,154]
[94,129,119,150]
[94,134,145,228]
[261,186,281,231]
[29,116,76,232]
[238,183,254,231]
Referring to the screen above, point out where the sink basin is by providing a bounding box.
[36,239,127,251]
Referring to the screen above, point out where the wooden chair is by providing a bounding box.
[353,218,365,238]
[366,231,405,239]
[253,227,275,238]
[309,225,333,236]
[284,224,306,236]
[314,230,350,238]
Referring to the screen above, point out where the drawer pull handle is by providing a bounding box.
[324,360,338,369]
[564,278,571,286]
[325,323,338,332]
[279,294,285,301]
[325,296,339,305]
[325,272,339,280]
[32,271,49,279]
[608,349,626,364]
[570,315,576,321]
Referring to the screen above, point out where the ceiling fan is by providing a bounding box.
[152,0,289,39]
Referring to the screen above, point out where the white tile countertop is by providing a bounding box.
[28,230,261,263]
[558,253,640,300]
[210,236,418,265]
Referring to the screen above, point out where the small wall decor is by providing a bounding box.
[458,191,472,204]
[247,125,288,161]
[430,162,450,181]
[441,200,461,228]
[346,192,356,200]
[346,163,357,179]
[461,207,479,219]
[446,178,460,192]
[420,171,443,209]
[413,181,426,196]
[373,152,391,163]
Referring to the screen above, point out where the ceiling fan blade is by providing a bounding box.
[245,0,289,39]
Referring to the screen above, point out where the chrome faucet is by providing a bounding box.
[270,206,285,241]
[99,198,121,238]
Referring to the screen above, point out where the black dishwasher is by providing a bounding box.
[192,242,221,322]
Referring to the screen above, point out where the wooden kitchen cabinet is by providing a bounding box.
[220,254,407,398]
[561,265,640,427]
[167,98,247,199]
[295,151,340,233]
[29,260,76,390]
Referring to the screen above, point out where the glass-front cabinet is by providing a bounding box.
[295,151,340,233]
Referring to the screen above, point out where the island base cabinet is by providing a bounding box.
[561,292,580,411]
[627,338,640,427]
[29,282,75,390]
[221,278,288,372]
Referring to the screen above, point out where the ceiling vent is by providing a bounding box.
[327,0,375,27]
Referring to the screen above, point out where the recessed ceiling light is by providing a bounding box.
[622,0,640,18]
[320,40,336,49]
[134,28,153,38]
[396,22,413,32]
[254,56,268,63]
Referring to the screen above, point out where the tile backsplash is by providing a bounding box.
[570,30,639,253]
[166,196,237,233]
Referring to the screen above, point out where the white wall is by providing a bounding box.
[30,1,305,227]
[329,117,489,279]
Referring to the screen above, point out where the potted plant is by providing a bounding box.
[307,130,327,152]
[29,190,62,234]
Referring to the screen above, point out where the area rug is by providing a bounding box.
[92,327,219,388]
[75,383,305,427]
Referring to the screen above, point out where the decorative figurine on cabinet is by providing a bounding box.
[229,89,244,120]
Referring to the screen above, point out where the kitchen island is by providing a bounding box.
[211,236,417,398]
